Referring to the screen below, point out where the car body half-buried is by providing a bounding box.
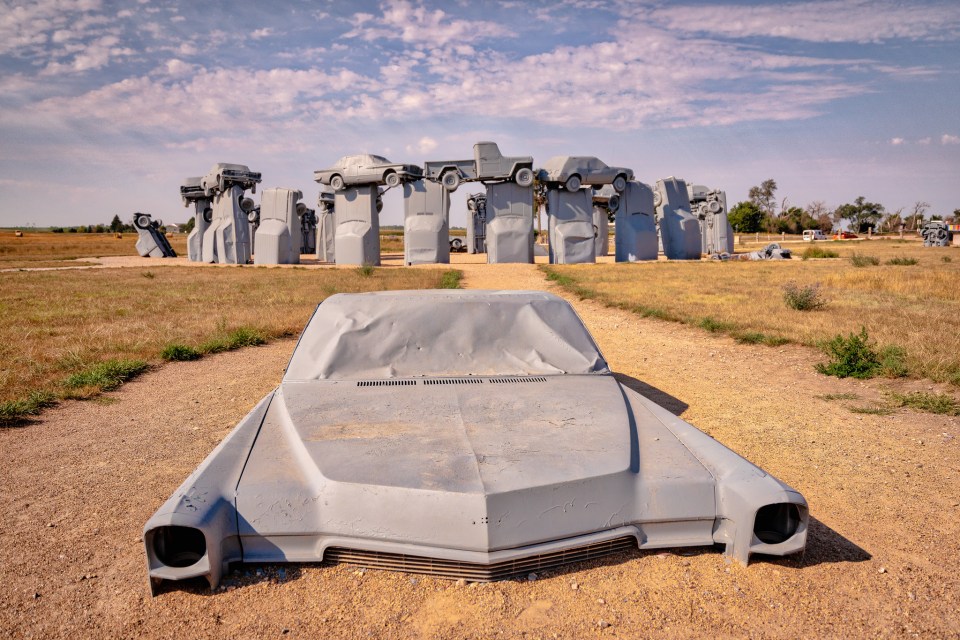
[144,290,808,593]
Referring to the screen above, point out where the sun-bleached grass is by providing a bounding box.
[0,266,460,424]
[542,241,960,384]
[0,231,188,268]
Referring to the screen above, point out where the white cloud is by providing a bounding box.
[918,137,932,145]
[344,0,514,47]
[942,134,960,145]
[406,136,438,155]
[0,0,103,55]
[890,137,905,145]
[645,1,960,44]
[250,28,274,40]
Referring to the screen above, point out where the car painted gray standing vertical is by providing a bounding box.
[615,181,658,262]
[333,185,381,266]
[403,180,450,265]
[547,188,596,264]
[485,182,535,264]
[655,177,702,260]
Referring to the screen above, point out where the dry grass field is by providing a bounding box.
[544,239,960,385]
[0,232,189,269]
[0,266,460,424]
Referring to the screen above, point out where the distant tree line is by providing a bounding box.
[50,214,178,234]
[727,178,960,234]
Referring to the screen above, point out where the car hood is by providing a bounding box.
[234,374,717,550]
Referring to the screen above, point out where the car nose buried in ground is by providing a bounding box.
[144,290,808,594]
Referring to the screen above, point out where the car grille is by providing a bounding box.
[323,536,636,581]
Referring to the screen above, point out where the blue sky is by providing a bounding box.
[1,0,958,228]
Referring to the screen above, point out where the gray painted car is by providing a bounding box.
[538,156,634,192]
[144,290,808,594]
[314,154,422,190]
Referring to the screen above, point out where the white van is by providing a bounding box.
[803,230,827,242]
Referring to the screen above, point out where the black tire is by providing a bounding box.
[442,171,460,191]
[451,238,463,251]
[515,167,534,188]
[135,214,151,229]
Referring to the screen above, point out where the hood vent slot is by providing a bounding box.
[488,376,548,384]
[356,380,417,387]
[423,378,484,385]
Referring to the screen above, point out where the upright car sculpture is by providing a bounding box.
[144,290,807,593]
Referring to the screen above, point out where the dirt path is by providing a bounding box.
[2,259,958,638]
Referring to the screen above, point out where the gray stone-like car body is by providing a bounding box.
[314,154,422,191]
[144,291,808,594]
[200,163,261,197]
[538,156,634,192]
[424,142,535,191]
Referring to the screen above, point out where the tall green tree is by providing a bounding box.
[748,179,778,231]
[834,196,885,233]
[727,201,766,232]
[109,214,123,233]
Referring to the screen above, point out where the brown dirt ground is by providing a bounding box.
[1,254,958,639]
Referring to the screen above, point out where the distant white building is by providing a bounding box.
[165,223,181,233]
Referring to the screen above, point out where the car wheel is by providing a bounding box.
[376,196,383,213]
[442,171,460,191]
[135,214,151,229]
[467,198,476,211]
[708,200,722,213]
[384,171,401,188]
[451,238,463,250]
[608,194,620,212]
[247,210,258,224]
[515,167,534,187]
[653,191,662,207]
[612,174,627,192]
[202,207,213,223]
[565,174,581,192]
[330,175,345,191]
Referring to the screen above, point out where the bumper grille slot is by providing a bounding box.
[423,378,484,385]
[324,536,636,581]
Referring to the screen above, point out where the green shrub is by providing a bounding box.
[888,392,960,416]
[816,393,858,401]
[816,327,880,379]
[225,327,267,349]
[698,316,732,332]
[733,331,788,346]
[801,246,839,260]
[64,359,149,391]
[200,327,267,354]
[161,343,202,361]
[848,405,893,415]
[0,391,57,426]
[782,281,828,311]
[885,256,918,266]
[439,270,462,289]
[356,264,375,277]
[943,256,952,263]
[878,345,909,377]
[850,253,880,267]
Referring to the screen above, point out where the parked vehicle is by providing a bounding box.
[803,230,827,241]
[537,156,633,192]
[424,141,534,191]
[920,220,958,247]
[834,231,858,240]
[314,154,422,191]
[449,236,466,252]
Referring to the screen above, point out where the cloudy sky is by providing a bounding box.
[1,0,958,228]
